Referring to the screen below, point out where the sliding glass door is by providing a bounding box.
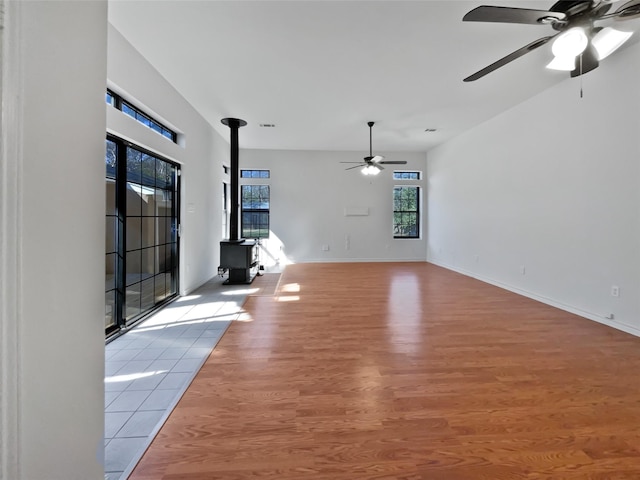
[105,136,180,336]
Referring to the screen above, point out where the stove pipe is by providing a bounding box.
[221,117,247,242]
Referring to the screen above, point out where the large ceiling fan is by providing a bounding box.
[341,122,407,175]
[463,0,640,81]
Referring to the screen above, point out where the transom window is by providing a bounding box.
[106,91,115,107]
[393,171,421,180]
[106,90,177,143]
[393,186,420,239]
[241,185,270,238]
[241,169,270,179]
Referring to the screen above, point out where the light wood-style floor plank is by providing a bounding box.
[129,262,640,479]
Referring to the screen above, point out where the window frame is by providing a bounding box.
[240,169,270,179]
[106,89,178,143]
[393,185,420,239]
[393,171,421,180]
[240,184,270,239]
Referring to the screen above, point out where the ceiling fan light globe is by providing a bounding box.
[362,165,381,175]
[592,27,633,60]
[551,27,588,58]
[546,55,577,71]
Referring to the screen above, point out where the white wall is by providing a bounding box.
[427,42,640,336]
[4,2,108,479]
[107,25,228,295]
[240,149,427,264]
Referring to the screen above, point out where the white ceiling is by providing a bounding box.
[108,0,639,153]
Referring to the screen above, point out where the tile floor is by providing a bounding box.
[104,273,269,480]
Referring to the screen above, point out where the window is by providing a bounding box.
[106,90,177,143]
[393,171,421,180]
[222,182,229,239]
[393,186,419,238]
[241,185,270,238]
[241,169,270,179]
[106,91,115,106]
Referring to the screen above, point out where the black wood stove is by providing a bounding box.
[218,117,259,284]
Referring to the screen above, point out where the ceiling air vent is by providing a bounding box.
[259,123,276,128]
[424,128,437,133]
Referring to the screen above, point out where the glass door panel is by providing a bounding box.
[105,139,119,333]
[105,136,180,337]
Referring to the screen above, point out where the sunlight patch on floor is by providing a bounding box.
[280,282,301,293]
[105,370,168,384]
[275,295,300,302]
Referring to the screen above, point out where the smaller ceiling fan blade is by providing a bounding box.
[570,42,599,77]
[463,6,566,25]
[464,35,556,82]
[345,164,366,171]
[379,161,407,165]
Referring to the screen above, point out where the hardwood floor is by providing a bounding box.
[129,262,640,479]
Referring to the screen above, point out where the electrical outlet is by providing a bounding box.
[321,244,329,252]
[611,285,620,297]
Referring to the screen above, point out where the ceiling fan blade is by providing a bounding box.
[570,42,599,77]
[340,161,367,164]
[345,164,366,171]
[379,161,407,165]
[464,35,556,82]
[463,6,566,25]
[549,1,594,16]
[613,0,640,20]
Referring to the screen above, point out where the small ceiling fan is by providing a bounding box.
[463,0,640,81]
[341,122,407,175]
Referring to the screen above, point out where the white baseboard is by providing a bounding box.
[302,257,427,264]
[429,260,640,338]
